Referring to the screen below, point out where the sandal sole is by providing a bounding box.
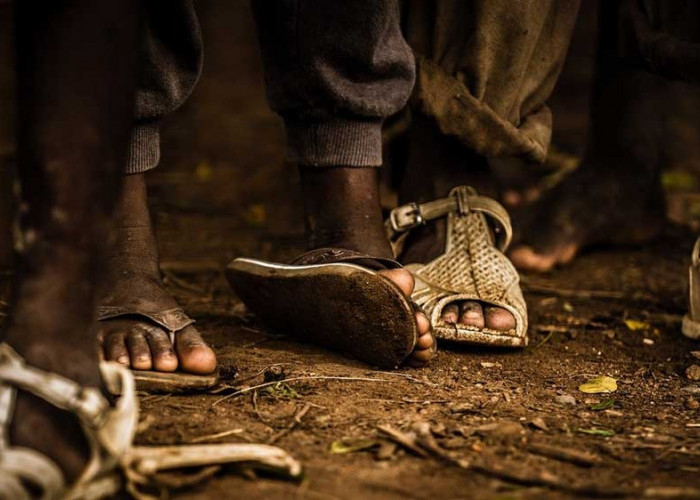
[226,258,417,369]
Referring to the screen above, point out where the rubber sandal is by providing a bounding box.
[0,342,301,500]
[682,237,700,340]
[97,305,219,393]
[386,186,528,347]
[226,248,421,369]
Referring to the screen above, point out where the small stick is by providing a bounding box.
[376,425,429,458]
[188,428,244,444]
[372,371,439,387]
[267,403,312,445]
[210,375,389,407]
[521,281,657,304]
[527,442,601,467]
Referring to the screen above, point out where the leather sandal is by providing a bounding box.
[386,186,528,347]
[0,342,301,500]
[226,248,424,369]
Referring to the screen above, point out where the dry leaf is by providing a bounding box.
[329,438,379,454]
[579,376,617,394]
[624,319,650,331]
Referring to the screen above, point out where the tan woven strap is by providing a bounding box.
[387,186,513,253]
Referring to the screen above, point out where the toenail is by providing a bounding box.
[117,355,129,364]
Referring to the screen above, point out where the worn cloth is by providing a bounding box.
[402,0,580,164]
[127,0,415,173]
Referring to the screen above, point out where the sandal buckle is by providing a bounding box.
[390,202,426,232]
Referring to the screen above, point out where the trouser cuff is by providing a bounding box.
[125,122,161,175]
[285,119,383,167]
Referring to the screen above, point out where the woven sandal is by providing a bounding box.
[226,248,423,369]
[682,237,700,340]
[386,186,528,347]
[97,304,219,393]
[0,342,301,500]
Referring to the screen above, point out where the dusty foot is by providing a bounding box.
[98,174,216,374]
[508,161,666,273]
[300,166,435,367]
[399,220,517,333]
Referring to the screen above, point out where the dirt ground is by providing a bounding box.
[2,2,700,499]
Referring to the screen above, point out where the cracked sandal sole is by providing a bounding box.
[226,258,417,369]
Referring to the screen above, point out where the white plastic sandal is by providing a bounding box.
[0,343,302,500]
[682,236,700,340]
[386,186,528,347]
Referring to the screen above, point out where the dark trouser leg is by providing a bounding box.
[251,0,414,255]
[509,2,670,272]
[6,0,141,480]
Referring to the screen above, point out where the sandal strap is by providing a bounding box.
[97,306,195,335]
[290,247,402,271]
[387,186,513,252]
[0,343,138,500]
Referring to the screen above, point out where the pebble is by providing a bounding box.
[686,397,700,410]
[686,365,700,382]
[555,394,577,405]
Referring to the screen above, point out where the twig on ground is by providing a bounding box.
[377,424,632,498]
[527,442,601,467]
[376,425,429,458]
[210,375,389,407]
[642,487,700,499]
[521,281,658,304]
[267,403,312,445]
[188,428,244,444]
[372,371,439,387]
[532,330,555,350]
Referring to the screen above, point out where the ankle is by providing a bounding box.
[299,165,394,259]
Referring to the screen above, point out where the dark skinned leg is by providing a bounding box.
[4,1,140,481]
[299,166,435,365]
[98,172,216,373]
[509,3,666,272]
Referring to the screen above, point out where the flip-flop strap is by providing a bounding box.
[97,306,195,340]
[290,247,402,271]
[386,186,513,255]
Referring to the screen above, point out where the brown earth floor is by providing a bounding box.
[2,2,700,499]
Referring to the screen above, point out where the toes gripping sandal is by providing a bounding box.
[386,186,528,347]
[226,249,420,369]
[682,237,700,340]
[97,305,219,393]
[0,343,301,500]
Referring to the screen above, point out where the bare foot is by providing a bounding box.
[508,160,665,273]
[98,174,216,374]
